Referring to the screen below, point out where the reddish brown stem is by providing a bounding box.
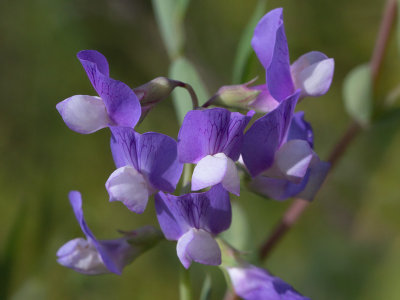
[258,0,397,262]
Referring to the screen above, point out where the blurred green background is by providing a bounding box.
[1,0,400,299]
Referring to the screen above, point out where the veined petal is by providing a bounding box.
[242,91,299,177]
[77,50,141,128]
[155,185,231,240]
[106,166,150,214]
[110,127,183,193]
[178,108,253,163]
[57,238,109,275]
[274,139,314,183]
[56,95,111,134]
[227,264,310,300]
[192,153,240,195]
[291,51,334,98]
[177,228,221,269]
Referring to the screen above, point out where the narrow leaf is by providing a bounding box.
[152,0,191,60]
[232,0,268,84]
[199,274,212,300]
[169,57,209,123]
[343,63,373,125]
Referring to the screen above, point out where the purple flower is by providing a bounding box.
[155,185,231,268]
[106,127,183,214]
[242,94,329,201]
[57,191,161,275]
[227,264,310,300]
[56,50,141,134]
[249,8,334,112]
[177,108,254,195]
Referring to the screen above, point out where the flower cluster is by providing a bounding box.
[56,8,333,299]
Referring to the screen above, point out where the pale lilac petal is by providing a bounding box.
[287,112,313,147]
[297,158,330,201]
[155,185,231,239]
[57,238,109,275]
[274,139,314,183]
[56,95,111,134]
[177,228,221,269]
[227,265,310,300]
[110,127,183,193]
[291,51,334,98]
[242,91,299,177]
[105,166,150,214]
[178,108,253,163]
[192,153,240,195]
[248,85,280,113]
[77,50,141,128]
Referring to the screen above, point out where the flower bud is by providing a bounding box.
[212,80,260,109]
[134,77,180,105]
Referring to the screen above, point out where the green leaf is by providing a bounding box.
[219,200,251,252]
[343,63,373,125]
[152,0,191,60]
[169,57,209,123]
[232,0,267,84]
[179,266,193,300]
[199,274,212,300]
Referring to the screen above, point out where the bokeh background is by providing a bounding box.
[1,0,400,299]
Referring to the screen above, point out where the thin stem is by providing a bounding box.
[176,81,199,109]
[179,266,193,300]
[258,0,397,262]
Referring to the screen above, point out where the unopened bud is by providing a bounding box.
[134,77,180,105]
[212,80,260,109]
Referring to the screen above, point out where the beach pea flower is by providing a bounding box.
[56,191,162,275]
[56,50,141,134]
[249,8,334,112]
[242,92,329,201]
[155,185,231,269]
[227,264,310,300]
[177,108,254,195]
[106,127,183,214]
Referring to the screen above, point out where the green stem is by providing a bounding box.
[179,265,193,300]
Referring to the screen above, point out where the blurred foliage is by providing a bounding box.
[1,0,400,299]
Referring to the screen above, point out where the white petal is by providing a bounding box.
[106,166,149,214]
[291,51,334,98]
[56,95,111,134]
[275,139,314,183]
[177,228,221,269]
[192,153,240,195]
[57,238,108,275]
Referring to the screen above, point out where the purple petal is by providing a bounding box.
[105,166,150,214]
[287,112,314,147]
[248,85,280,113]
[155,185,231,240]
[68,191,126,274]
[291,51,334,98]
[110,127,183,193]
[192,153,240,195]
[177,229,221,269]
[56,95,111,134]
[178,108,254,163]
[242,91,299,177]
[297,158,330,201]
[227,264,310,300]
[247,173,309,201]
[252,8,294,101]
[77,50,141,128]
